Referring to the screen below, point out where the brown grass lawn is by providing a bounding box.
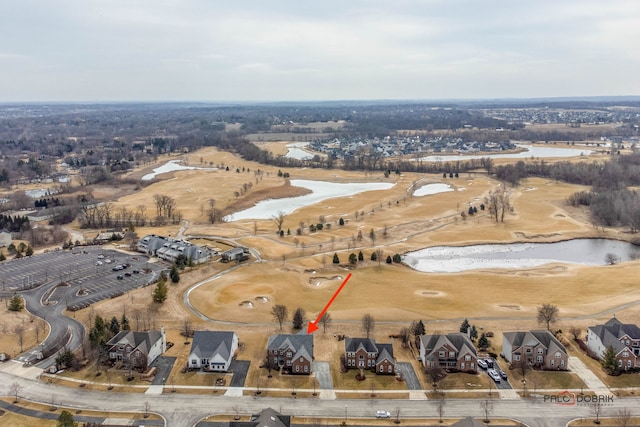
[0,309,49,359]
[568,417,640,426]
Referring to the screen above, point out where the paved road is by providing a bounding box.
[1,368,639,427]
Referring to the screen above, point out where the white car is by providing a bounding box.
[376,410,391,418]
[477,359,488,369]
[488,369,501,383]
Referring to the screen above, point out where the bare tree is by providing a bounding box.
[272,211,286,234]
[14,325,25,352]
[271,304,288,330]
[605,253,620,265]
[425,365,444,391]
[592,399,603,424]
[182,317,192,338]
[537,303,559,331]
[9,382,22,403]
[614,407,631,426]
[375,248,384,266]
[480,399,493,423]
[319,312,332,333]
[569,326,582,341]
[394,407,401,424]
[362,313,375,338]
[436,392,446,423]
[485,185,512,223]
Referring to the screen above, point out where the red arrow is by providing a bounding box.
[307,273,352,334]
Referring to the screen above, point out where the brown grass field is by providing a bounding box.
[4,143,640,394]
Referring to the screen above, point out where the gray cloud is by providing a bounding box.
[0,0,638,101]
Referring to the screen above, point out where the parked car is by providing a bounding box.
[376,410,391,418]
[105,259,112,263]
[96,261,103,266]
[477,359,488,369]
[117,275,124,280]
[485,358,494,369]
[97,254,105,259]
[124,272,132,277]
[132,269,140,274]
[499,370,508,380]
[488,369,501,383]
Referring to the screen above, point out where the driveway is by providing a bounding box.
[395,362,421,390]
[312,361,333,389]
[150,356,176,386]
[229,360,250,387]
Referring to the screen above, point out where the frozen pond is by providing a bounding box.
[420,144,594,162]
[224,179,395,221]
[284,142,314,160]
[403,239,640,273]
[141,160,216,181]
[25,188,57,198]
[413,183,454,197]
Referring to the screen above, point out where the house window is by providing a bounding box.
[359,355,364,360]
[623,352,629,357]
[191,359,197,366]
[625,340,630,346]
[439,351,445,357]
[287,351,292,358]
[551,360,555,367]
[618,360,623,367]
[379,365,384,372]
[304,365,308,373]
[388,365,393,373]
[526,348,532,353]
[536,356,543,363]
[201,359,207,365]
[555,352,561,358]
[560,360,565,367]
[461,362,465,370]
[295,365,299,372]
[537,348,543,354]
[465,355,471,361]
[449,351,455,358]
[514,355,521,361]
[627,360,632,368]
[300,357,304,362]
[367,360,372,367]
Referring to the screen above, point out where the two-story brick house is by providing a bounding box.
[344,338,396,375]
[419,333,477,373]
[586,316,640,370]
[267,334,314,375]
[105,327,167,369]
[502,330,568,370]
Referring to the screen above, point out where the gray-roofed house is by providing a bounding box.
[451,417,487,427]
[419,333,478,373]
[232,408,291,427]
[188,331,239,372]
[586,316,640,370]
[344,338,396,375]
[267,334,314,375]
[137,234,212,264]
[105,327,167,369]
[502,330,568,370]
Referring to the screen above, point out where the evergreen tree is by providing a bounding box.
[8,294,24,311]
[152,278,168,303]
[25,245,34,256]
[109,316,120,335]
[358,251,364,262]
[349,253,358,264]
[460,318,470,333]
[57,410,78,427]
[332,253,340,264]
[89,315,111,348]
[121,314,130,330]
[386,255,392,264]
[470,325,478,341]
[170,265,180,283]
[601,345,619,374]
[339,218,345,226]
[478,333,490,350]
[370,252,377,261]
[292,307,306,330]
[0,252,6,261]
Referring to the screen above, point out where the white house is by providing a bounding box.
[188,331,238,372]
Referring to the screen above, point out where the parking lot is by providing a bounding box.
[1,246,167,310]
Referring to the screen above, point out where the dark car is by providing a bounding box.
[500,370,508,380]
[117,275,124,280]
[124,272,132,277]
[132,269,140,274]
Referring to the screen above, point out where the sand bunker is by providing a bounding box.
[254,296,269,303]
[499,304,521,310]
[414,290,445,297]
[239,301,254,308]
[309,276,343,287]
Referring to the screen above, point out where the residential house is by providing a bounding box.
[344,338,396,375]
[419,333,478,373]
[451,417,487,427]
[267,334,313,375]
[231,408,290,427]
[586,317,640,370]
[105,327,166,369]
[188,331,239,372]
[502,330,568,370]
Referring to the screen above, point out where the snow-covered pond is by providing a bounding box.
[413,183,454,197]
[420,144,594,162]
[25,188,57,198]
[284,142,314,160]
[402,239,640,273]
[141,160,216,181]
[224,179,395,221]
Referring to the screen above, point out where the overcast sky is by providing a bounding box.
[1,0,639,102]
